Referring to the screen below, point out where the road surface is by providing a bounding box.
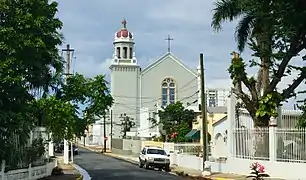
[74,148,184,180]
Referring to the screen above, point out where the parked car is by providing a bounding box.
[70,144,79,155]
[139,146,170,172]
[54,142,64,153]
[54,142,79,155]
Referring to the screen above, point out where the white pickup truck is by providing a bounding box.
[138,146,171,172]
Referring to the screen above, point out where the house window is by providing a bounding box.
[161,78,176,107]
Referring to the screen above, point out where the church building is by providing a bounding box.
[109,19,201,138]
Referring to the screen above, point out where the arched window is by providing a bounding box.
[123,47,128,58]
[161,78,176,107]
[116,47,121,58]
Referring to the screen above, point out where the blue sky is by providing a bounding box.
[57,0,305,109]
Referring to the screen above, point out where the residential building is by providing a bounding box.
[206,88,230,107]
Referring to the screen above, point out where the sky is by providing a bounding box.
[56,0,305,109]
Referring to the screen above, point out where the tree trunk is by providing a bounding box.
[253,116,270,159]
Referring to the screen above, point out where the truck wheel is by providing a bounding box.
[144,160,149,169]
[164,165,170,172]
[138,159,143,168]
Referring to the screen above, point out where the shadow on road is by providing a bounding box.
[86,168,184,180]
[41,174,79,180]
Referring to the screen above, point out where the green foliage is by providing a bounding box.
[120,114,135,138]
[34,73,113,141]
[297,103,306,128]
[213,0,306,126]
[35,97,79,141]
[85,75,114,119]
[0,0,63,163]
[25,138,46,164]
[156,102,195,142]
[256,93,281,118]
[170,123,191,143]
[61,73,90,103]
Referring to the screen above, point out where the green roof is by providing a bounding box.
[185,129,200,140]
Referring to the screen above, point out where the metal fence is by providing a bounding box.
[237,108,301,129]
[276,128,306,163]
[2,128,47,171]
[233,127,270,160]
[233,126,306,163]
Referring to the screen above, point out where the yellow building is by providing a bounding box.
[185,106,227,144]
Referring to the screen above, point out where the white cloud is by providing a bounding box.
[72,57,111,78]
[56,0,305,109]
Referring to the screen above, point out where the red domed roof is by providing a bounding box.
[116,19,133,38]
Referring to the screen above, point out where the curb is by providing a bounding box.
[72,163,92,180]
[103,153,139,165]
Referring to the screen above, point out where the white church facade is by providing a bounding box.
[109,19,201,139]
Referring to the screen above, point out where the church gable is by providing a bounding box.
[141,52,197,77]
[140,52,198,110]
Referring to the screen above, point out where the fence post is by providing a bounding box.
[269,116,277,162]
[29,131,33,179]
[227,93,237,158]
[48,133,54,157]
[28,163,32,179]
[1,160,5,180]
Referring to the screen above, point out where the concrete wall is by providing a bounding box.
[111,138,142,156]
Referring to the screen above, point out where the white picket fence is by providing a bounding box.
[0,160,55,180]
[0,127,55,180]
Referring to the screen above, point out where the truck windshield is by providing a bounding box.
[147,149,166,155]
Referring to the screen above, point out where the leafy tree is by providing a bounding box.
[154,102,195,142]
[120,114,135,138]
[212,0,306,126]
[0,0,63,162]
[85,75,114,119]
[35,97,79,142]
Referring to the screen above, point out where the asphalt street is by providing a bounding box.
[74,148,185,180]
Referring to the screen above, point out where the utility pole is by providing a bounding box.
[103,114,107,152]
[200,53,208,170]
[62,44,75,78]
[62,44,75,164]
[110,110,113,151]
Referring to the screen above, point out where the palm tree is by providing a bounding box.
[211,0,274,95]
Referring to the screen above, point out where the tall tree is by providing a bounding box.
[212,0,306,126]
[0,0,63,162]
[85,75,113,121]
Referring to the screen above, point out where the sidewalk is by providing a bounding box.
[41,156,81,180]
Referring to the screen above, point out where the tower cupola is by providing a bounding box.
[112,19,137,65]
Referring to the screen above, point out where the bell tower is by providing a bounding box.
[111,19,137,65]
[109,19,140,138]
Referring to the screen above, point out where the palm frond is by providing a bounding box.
[235,13,255,52]
[211,0,243,31]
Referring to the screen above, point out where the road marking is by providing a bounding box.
[73,163,91,180]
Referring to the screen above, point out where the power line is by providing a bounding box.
[112,77,198,100]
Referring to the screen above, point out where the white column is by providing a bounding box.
[227,93,236,158]
[70,141,74,163]
[48,133,54,157]
[63,139,69,164]
[269,116,277,162]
